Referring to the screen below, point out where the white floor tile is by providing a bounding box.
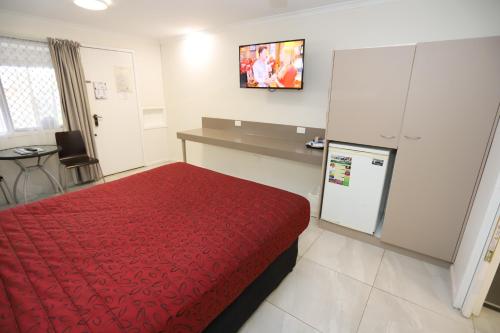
[473,307,500,333]
[303,231,384,285]
[239,301,319,333]
[374,250,472,327]
[358,288,474,333]
[267,258,371,333]
[298,220,323,257]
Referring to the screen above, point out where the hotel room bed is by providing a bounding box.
[0,162,309,333]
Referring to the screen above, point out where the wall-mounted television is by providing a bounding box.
[239,39,304,90]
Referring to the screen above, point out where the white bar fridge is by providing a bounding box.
[321,143,393,234]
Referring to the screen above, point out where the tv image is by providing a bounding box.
[239,39,304,89]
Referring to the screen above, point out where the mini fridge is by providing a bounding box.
[321,143,393,234]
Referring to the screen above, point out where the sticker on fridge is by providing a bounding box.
[329,155,351,186]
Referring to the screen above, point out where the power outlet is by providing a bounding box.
[235,120,242,127]
[296,126,306,134]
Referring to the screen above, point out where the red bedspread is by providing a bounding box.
[0,162,309,333]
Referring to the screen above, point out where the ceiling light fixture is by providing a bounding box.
[73,0,111,11]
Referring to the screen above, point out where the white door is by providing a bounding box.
[80,47,143,176]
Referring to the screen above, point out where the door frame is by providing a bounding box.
[451,117,500,317]
[81,44,145,173]
[461,199,500,317]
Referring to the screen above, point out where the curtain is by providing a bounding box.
[47,38,97,180]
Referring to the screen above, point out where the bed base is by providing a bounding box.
[203,239,298,333]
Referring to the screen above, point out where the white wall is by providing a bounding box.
[1,0,499,204]
[160,0,500,199]
[0,10,168,202]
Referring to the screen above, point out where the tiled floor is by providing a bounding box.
[473,307,500,333]
[241,218,490,333]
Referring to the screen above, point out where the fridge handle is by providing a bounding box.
[404,135,422,140]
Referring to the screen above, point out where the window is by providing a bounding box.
[0,37,63,136]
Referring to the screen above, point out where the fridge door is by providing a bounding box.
[321,144,390,234]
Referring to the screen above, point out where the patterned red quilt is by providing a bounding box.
[0,162,309,333]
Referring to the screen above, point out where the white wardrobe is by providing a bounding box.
[324,36,500,262]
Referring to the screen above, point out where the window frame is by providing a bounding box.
[0,78,14,135]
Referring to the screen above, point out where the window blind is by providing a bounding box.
[0,36,63,136]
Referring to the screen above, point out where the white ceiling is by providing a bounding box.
[0,0,356,39]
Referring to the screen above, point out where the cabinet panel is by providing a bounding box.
[381,37,500,261]
[327,45,415,148]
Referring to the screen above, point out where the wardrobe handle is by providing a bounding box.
[404,135,422,140]
[380,134,396,140]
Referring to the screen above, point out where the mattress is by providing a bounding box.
[0,162,309,332]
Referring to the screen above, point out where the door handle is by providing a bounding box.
[404,135,422,140]
[93,114,102,127]
[380,134,396,140]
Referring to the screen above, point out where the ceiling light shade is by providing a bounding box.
[73,0,111,11]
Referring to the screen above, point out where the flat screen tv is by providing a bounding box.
[239,39,304,90]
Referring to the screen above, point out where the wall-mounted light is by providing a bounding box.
[73,0,111,11]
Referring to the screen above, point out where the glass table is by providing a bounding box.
[0,145,64,203]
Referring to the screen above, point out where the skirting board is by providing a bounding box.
[317,218,450,268]
[144,159,173,167]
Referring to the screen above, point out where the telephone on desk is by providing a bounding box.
[306,137,325,149]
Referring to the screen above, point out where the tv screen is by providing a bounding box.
[239,39,304,90]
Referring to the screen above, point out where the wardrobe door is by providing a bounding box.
[327,45,415,148]
[381,37,500,262]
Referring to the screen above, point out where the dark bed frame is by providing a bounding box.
[204,239,298,333]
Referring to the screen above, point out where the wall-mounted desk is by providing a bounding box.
[177,117,325,166]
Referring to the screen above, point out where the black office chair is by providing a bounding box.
[0,176,13,204]
[55,130,105,189]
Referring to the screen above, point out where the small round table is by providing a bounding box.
[0,145,64,203]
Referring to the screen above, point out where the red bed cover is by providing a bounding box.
[0,162,309,333]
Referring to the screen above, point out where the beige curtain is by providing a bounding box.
[47,38,97,180]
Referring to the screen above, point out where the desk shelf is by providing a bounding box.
[177,118,325,166]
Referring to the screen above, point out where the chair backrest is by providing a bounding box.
[55,130,88,159]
